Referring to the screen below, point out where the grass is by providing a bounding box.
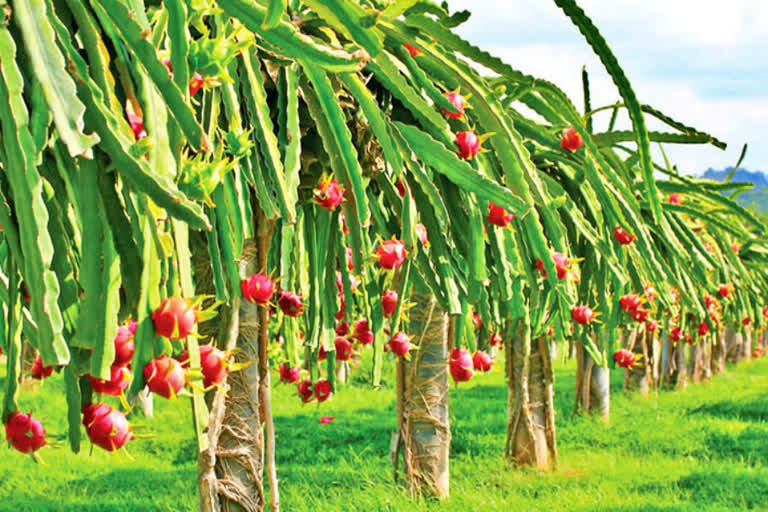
[1,353,767,511]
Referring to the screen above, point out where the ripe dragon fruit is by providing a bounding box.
[619,293,643,313]
[571,305,595,325]
[297,377,314,403]
[613,225,636,245]
[151,297,198,339]
[353,319,374,345]
[113,321,137,367]
[614,348,637,369]
[30,355,53,380]
[376,239,407,270]
[314,177,344,211]
[472,351,494,372]
[4,412,46,454]
[560,128,583,152]
[381,290,398,317]
[279,363,300,384]
[335,337,352,361]
[388,332,412,358]
[89,365,131,396]
[240,274,274,305]
[449,348,474,383]
[442,89,466,119]
[278,291,304,317]
[487,201,515,227]
[314,379,332,402]
[403,43,421,57]
[536,252,572,280]
[181,344,231,388]
[144,355,185,399]
[456,131,482,160]
[718,283,732,298]
[82,403,132,452]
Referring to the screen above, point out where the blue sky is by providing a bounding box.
[446,0,768,175]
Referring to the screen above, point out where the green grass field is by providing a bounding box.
[1,354,767,512]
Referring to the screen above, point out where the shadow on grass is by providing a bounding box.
[686,399,768,422]
[676,469,768,509]
[14,467,197,512]
[703,426,768,466]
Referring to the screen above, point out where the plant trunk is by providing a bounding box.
[573,338,609,421]
[196,239,266,512]
[742,330,753,362]
[687,338,709,384]
[623,328,650,394]
[711,330,726,376]
[506,334,557,469]
[664,341,687,390]
[725,327,742,364]
[649,333,661,390]
[398,291,450,498]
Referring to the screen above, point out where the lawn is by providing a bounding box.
[1,353,767,511]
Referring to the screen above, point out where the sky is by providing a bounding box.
[445,0,768,175]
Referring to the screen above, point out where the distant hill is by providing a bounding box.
[701,168,768,212]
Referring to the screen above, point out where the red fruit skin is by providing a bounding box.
[335,337,352,361]
[473,312,482,330]
[456,131,481,160]
[297,378,314,403]
[241,274,274,305]
[415,223,429,246]
[489,333,502,347]
[278,291,304,317]
[314,379,333,402]
[613,226,636,245]
[335,293,346,321]
[613,348,636,369]
[336,321,349,337]
[472,351,494,372]
[670,327,683,343]
[571,306,594,325]
[189,71,204,96]
[113,323,136,367]
[144,355,185,399]
[30,355,53,380]
[198,345,229,387]
[376,239,407,270]
[646,320,659,333]
[388,332,412,357]
[697,321,710,336]
[718,284,731,298]
[487,201,514,227]
[449,348,474,383]
[126,109,147,139]
[619,293,643,313]
[279,363,300,384]
[353,319,374,345]
[560,128,583,152]
[403,43,421,57]
[82,404,132,452]
[631,308,649,323]
[537,253,570,280]
[89,365,131,396]
[668,193,682,205]
[4,412,46,453]
[151,297,197,340]
[314,178,345,211]
[381,290,399,317]
[742,317,751,326]
[442,90,465,119]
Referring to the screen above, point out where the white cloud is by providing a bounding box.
[445,0,768,173]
